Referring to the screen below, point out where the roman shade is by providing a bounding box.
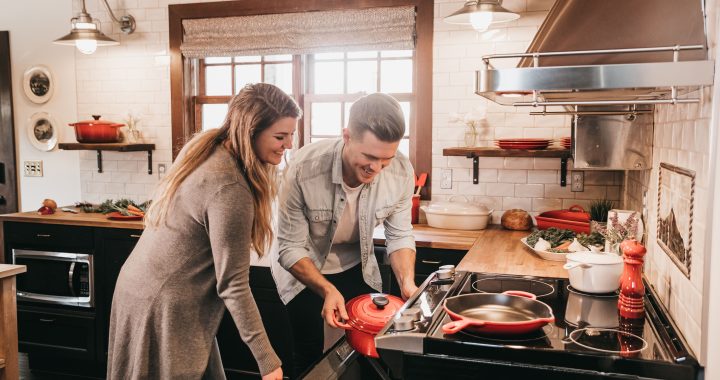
[180,6,416,58]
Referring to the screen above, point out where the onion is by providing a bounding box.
[42,198,58,210]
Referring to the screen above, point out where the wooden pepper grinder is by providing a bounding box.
[618,239,646,319]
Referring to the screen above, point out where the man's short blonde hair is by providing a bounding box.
[347,93,405,142]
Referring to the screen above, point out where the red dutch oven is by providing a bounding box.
[535,205,590,233]
[338,293,404,358]
[69,115,125,143]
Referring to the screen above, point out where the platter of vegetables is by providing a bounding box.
[521,227,605,261]
[75,199,148,220]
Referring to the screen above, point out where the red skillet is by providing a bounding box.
[442,291,555,335]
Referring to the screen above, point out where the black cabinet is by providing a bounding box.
[374,245,466,288]
[18,306,96,359]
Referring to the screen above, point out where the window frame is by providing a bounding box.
[169,0,433,198]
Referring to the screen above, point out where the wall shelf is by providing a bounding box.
[58,143,156,174]
[442,147,572,186]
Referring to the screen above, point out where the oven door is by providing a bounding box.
[12,249,94,308]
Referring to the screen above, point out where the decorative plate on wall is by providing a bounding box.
[22,65,54,104]
[27,111,58,151]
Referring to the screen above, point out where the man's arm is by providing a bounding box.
[288,258,349,328]
[388,248,417,299]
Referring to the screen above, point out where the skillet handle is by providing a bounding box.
[442,319,484,334]
[503,290,537,300]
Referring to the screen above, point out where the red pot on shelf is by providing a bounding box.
[69,115,124,143]
[338,293,404,358]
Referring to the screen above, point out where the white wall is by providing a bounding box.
[1,0,80,211]
[431,0,622,223]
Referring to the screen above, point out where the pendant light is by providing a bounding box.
[444,0,520,32]
[54,0,135,54]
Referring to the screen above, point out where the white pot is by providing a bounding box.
[563,251,623,294]
[564,291,619,328]
[420,195,493,231]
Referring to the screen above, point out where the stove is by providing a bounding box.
[375,270,701,380]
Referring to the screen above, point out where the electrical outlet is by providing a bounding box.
[158,164,167,180]
[571,171,584,192]
[23,160,43,177]
[440,169,452,189]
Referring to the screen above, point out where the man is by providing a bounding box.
[273,93,417,376]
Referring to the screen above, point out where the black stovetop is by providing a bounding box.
[377,271,701,380]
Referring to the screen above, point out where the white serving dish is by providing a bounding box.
[520,237,569,262]
[420,196,492,230]
[563,251,624,294]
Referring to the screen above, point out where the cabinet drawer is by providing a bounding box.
[415,248,465,275]
[18,307,96,359]
[6,222,94,250]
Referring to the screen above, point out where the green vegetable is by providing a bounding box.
[576,232,605,248]
[76,199,149,215]
[526,227,576,248]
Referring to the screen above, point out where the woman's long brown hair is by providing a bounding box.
[145,83,301,257]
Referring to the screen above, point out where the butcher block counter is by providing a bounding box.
[374,224,568,279]
[0,207,143,229]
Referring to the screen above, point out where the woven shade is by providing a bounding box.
[180,6,416,58]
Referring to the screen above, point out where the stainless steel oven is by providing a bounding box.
[12,249,94,308]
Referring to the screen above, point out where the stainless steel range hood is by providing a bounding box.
[476,0,715,108]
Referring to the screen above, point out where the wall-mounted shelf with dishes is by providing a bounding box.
[442,147,572,187]
[58,143,156,174]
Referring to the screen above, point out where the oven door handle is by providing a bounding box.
[68,262,76,297]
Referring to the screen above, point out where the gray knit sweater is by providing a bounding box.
[107,147,280,379]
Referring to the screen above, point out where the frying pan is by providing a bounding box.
[442,291,555,335]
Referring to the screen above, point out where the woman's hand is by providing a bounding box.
[262,367,283,380]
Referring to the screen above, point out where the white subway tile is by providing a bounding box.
[527,170,557,184]
[504,157,534,169]
[545,184,574,198]
[502,197,532,211]
[498,169,527,183]
[486,183,515,196]
[515,184,544,197]
[458,182,487,195]
[532,198,562,212]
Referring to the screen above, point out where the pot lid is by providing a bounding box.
[425,195,492,216]
[567,251,623,265]
[69,115,124,127]
[345,293,404,334]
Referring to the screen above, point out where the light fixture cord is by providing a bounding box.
[81,0,87,13]
[100,0,124,24]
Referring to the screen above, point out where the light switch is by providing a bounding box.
[23,160,43,177]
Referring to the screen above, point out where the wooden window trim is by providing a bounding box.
[169,0,433,198]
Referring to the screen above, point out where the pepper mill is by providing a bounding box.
[618,239,646,319]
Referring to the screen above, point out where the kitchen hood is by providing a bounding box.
[476,0,715,110]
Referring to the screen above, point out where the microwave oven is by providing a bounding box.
[12,249,94,308]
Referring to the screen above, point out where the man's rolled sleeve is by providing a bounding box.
[384,170,416,255]
[277,165,312,270]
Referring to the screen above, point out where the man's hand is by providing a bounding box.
[262,367,283,380]
[400,281,419,300]
[322,286,349,328]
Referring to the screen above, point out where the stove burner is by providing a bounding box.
[566,327,648,354]
[566,285,619,298]
[458,323,554,344]
[472,277,555,298]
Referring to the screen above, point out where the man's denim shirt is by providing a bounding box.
[273,139,416,304]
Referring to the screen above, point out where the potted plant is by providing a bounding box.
[589,199,614,233]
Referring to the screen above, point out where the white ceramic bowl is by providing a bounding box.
[420,196,493,230]
[520,237,568,262]
[563,251,623,294]
[564,291,619,328]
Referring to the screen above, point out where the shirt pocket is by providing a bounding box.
[306,209,334,237]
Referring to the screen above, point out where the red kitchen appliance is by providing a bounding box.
[69,115,124,143]
[535,205,590,233]
[338,293,404,358]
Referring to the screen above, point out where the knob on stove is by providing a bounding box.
[437,269,453,280]
[401,307,422,321]
[394,315,415,331]
[439,264,456,275]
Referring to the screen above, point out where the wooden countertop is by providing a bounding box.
[0,208,143,229]
[375,224,568,279]
[0,264,26,279]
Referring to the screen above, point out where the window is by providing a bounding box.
[195,50,414,157]
[170,0,433,197]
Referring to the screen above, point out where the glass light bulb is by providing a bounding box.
[76,39,97,54]
[469,12,493,32]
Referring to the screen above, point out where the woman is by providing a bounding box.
[107,83,301,380]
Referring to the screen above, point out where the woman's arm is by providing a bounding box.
[206,182,281,376]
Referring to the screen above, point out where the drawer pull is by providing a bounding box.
[36,233,51,238]
[421,259,441,265]
[130,234,141,238]
[39,318,55,323]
